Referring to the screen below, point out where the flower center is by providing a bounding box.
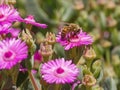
[0,14,4,18]
[4,51,13,58]
[70,35,79,43]
[3,50,15,61]
[0,14,6,22]
[56,67,64,74]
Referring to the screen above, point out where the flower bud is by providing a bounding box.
[39,41,53,57]
[46,32,56,45]
[92,60,102,71]
[106,17,117,28]
[21,29,36,54]
[8,0,16,5]
[36,32,45,44]
[104,64,116,77]
[92,60,102,78]
[97,0,106,6]
[90,29,101,42]
[112,55,120,66]
[74,0,84,10]
[83,47,96,61]
[82,74,96,86]
[100,39,112,48]
[106,1,116,10]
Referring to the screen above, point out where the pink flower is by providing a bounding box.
[23,15,47,28]
[8,28,20,38]
[0,5,22,25]
[34,50,42,62]
[0,38,28,69]
[41,58,79,84]
[0,24,11,34]
[0,24,20,38]
[72,81,81,90]
[56,30,93,50]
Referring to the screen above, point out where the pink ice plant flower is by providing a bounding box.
[8,28,20,38]
[41,58,79,84]
[0,38,28,69]
[0,24,11,34]
[0,5,22,25]
[23,15,47,28]
[56,30,93,50]
[0,24,20,38]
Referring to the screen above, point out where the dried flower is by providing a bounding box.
[82,74,96,86]
[46,32,56,44]
[40,42,53,56]
[41,58,79,84]
[0,38,28,69]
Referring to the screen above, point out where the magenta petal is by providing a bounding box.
[41,58,79,84]
[0,38,28,69]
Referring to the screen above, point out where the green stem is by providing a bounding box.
[86,60,92,71]
[43,55,52,63]
[54,84,61,90]
[29,71,40,90]
[86,86,92,90]
[106,48,110,64]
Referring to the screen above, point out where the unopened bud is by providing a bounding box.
[90,30,101,42]
[40,42,53,57]
[107,17,117,28]
[82,74,96,86]
[74,0,84,10]
[21,29,36,54]
[36,32,45,44]
[100,39,112,48]
[112,55,120,65]
[83,47,96,60]
[21,29,33,43]
[92,60,102,78]
[89,0,97,10]
[46,32,56,44]
[8,0,16,5]
[106,1,116,10]
[97,0,106,6]
[93,60,102,69]
[104,64,116,77]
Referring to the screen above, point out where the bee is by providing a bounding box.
[61,25,70,39]
[69,23,81,33]
[60,23,81,39]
